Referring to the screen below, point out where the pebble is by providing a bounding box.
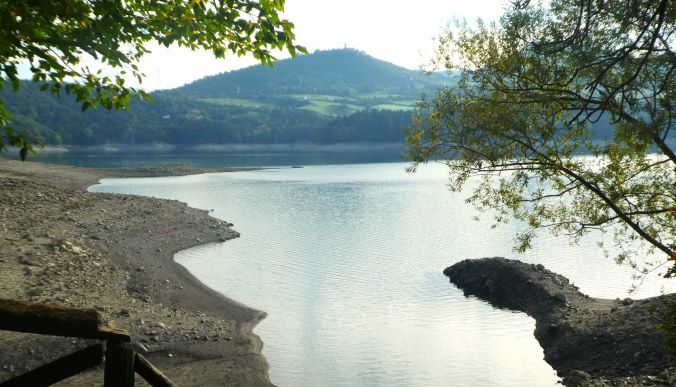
[0,173,248,380]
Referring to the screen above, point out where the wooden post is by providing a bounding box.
[134,353,179,387]
[0,299,182,387]
[0,344,103,387]
[104,341,135,387]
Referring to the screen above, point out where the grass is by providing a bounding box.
[286,94,360,103]
[201,94,416,115]
[370,104,415,111]
[360,92,405,99]
[299,100,364,116]
[199,98,272,109]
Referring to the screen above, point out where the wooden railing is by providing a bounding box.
[0,299,177,386]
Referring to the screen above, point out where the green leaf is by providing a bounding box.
[404,0,676,276]
[0,0,302,161]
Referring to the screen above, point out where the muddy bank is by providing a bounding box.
[0,158,271,386]
[444,257,676,386]
[0,159,257,190]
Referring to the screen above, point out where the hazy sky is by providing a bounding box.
[128,0,508,90]
[18,1,502,91]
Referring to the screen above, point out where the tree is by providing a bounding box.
[0,0,305,159]
[405,0,675,277]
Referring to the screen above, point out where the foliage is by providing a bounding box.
[1,49,439,147]
[172,48,443,116]
[320,109,411,143]
[175,48,445,98]
[0,0,305,159]
[1,81,411,145]
[405,0,675,276]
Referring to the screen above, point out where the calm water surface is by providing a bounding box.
[23,146,405,168]
[92,162,674,387]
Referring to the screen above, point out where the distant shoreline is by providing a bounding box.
[32,142,407,154]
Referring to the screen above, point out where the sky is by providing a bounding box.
[15,1,506,91]
[129,0,508,91]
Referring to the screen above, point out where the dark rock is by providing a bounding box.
[567,370,592,386]
[444,257,675,385]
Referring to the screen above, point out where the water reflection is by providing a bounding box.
[92,162,673,387]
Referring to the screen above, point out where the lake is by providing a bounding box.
[91,161,674,387]
[21,145,406,168]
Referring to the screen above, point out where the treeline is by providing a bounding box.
[176,48,443,98]
[1,82,412,146]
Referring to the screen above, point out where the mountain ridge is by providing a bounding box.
[2,49,438,147]
[173,48,444,98]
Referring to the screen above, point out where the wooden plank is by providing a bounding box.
[98,325,131,342]
[0,299,99,338]
[135,353,179,387]
[104,341,135,387]
[0,299,130,341]
[0,344,103,387]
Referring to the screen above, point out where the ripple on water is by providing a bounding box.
[94,163,674,387]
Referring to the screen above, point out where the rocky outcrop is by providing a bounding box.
[444,257,676,386]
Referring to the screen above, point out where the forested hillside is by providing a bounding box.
[2,49,443,147]
[1,48,617,148]
[176,48,444,97]
[2,83,416,146]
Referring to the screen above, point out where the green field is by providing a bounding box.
[201,93,416,116]
[360,92,406,99]
[200,97,272,109]
[371,104,415,111]
[287,94,359,103]
[300,100,364,116]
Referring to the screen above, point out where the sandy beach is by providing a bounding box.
[0,158,272,386]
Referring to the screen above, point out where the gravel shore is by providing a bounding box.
[0,158,272,386]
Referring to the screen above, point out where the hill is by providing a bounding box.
[2,49,443,147]
[177,48,443,97]
[2,48,616,150]
[173,48,447,117]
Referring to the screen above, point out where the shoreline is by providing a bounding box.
[23,142,406,154]
[0,158,272,385]
[445,257,676,386]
